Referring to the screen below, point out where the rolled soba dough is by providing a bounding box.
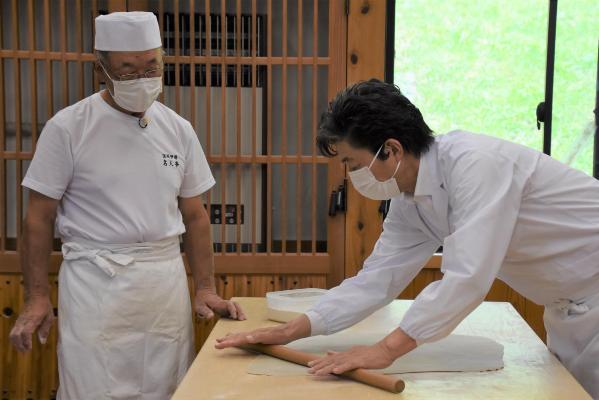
[247,334,504,375]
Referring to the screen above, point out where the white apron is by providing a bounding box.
[56,236,194,400]
[544,288,599,399]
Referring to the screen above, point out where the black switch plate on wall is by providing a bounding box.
[208,204,245,225]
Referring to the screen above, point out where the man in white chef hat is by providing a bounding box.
[9,11,245,399]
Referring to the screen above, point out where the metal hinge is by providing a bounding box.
[328,179,347,217]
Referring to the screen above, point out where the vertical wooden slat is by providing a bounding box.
[295,0,303,254]
[14,273,32,398]
[158,0,165,104]
[174,0,181,114]
[249,275,276,297]
[107,0,126,11]
[43,0,53,121]
[121,0,150,11]
[281,0,288,254]
[220,0,227,254]
[189,0,196,133]
[0,277,15,392]
[344,0,386,283]
[27,0,38,149]
[250,0,257,254]
[0,159,3,253]
[235,0,242,254]
[25,0,37,264]
[10,0,20,143]
[205,0,213,241]
[266,0,272,254]
[59,0,68,108]
[327,0,348,287]
[11,0,23,250]
[48,276,60,394]
[0,0,5,251]
[41,0,53,253]
[15,161,22,252]
[92,0,100,93]
[76,0,84,101]
[310,0,318,254]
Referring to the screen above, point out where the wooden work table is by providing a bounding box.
[172,297,591,400]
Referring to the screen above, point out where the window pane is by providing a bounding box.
[393,0,547,151]
[550,0,599,176]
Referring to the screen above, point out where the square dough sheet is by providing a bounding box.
[247,334,504,376]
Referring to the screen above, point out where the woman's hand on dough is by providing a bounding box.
[214,314,311,349]
[307,327,417,375]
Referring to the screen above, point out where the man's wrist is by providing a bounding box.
[24,291,51,303]
[194,277,216,292]
[380,327,417,359]
[24,282,51,301]
[283,314,311,341]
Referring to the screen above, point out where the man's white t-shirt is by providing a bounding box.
[23,92,215,244]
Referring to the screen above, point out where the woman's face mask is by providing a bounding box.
[101,63,162,113]
[348,144,402,200]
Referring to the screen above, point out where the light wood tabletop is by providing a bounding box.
[172,297,591,400]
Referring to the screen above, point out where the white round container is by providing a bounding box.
[266,288,328,322]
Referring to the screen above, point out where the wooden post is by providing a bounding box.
[345,0,387,279]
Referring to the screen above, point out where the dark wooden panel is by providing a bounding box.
[0,274,59,399]
[0,272,328,396]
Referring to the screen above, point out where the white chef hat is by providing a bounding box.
[94,11,162,51]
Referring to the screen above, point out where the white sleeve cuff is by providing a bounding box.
[179,177,216,198]
[22,177,64,200]
[397,322,421,346]
[305,309,328,336]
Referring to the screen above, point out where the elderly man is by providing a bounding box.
[10,12,245,399]
[216,79,599,398]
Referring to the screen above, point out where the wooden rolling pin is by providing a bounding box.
[238,343,405,394]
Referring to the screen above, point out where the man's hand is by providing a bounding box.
[215,314,311,349]
[9,296,55,352]
[307,327,417,375]
[307,343,397,375]
[194,288,246,320]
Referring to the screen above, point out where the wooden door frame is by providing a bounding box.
[345,0,389,279]
[326,0,348,287]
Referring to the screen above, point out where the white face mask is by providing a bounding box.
[348,144,402,200]
[102,64,162,112]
